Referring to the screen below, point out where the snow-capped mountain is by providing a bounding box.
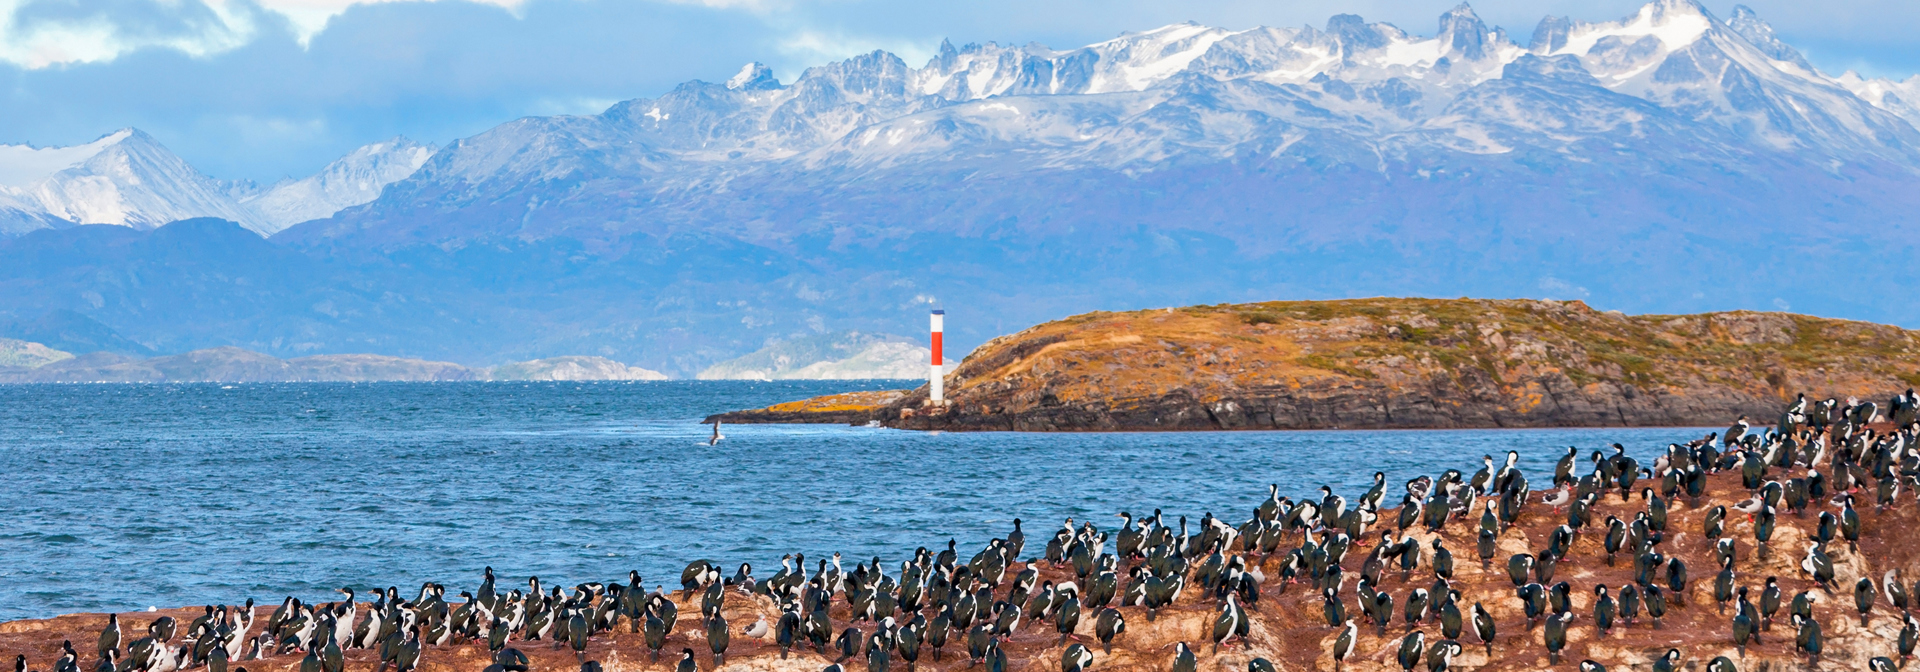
[0,130,272,235]
[236,138,435,235]
[323,0,1917,223]
[7,0,1920,376]
[0,133,432,237]
[1837,71,1920,131]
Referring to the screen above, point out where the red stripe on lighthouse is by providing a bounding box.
[930,309,945,366]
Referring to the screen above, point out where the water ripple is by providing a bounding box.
[0,380,1703,620]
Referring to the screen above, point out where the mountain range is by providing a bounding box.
[0,131,432,236]
[3,0,1920,378]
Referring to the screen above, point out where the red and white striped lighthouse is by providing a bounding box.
[929,309,945,403]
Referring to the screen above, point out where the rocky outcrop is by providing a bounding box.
[707,390,904,425]
[868,298,1920,431]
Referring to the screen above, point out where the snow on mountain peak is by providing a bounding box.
[0,129,134,188]
[727,62,778,91]
[1837,71,1920,131]
[9,0,1920,244]
[1724,4,1813,70]
[0,128,273,234]
[1078,22,1242,94]
[1436,3,1494,61]
[1539,0,1714,69]
[0,131,435,237]
[240,137,436,234]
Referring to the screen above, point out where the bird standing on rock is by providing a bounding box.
[1170,642,1196,672]
[706,612,728,666]
[1651,648,1681,672]
[97,615,121,663]
[1094,608,1124,654]
[1395,631,1424,672]
[1470,603,1495,656]
[1210,594,1245,652]
[1331,620,1356,671]
[1794,613,1823,665]
[1060,644,1092,672]
[1859,577,1879,626]
[1544,612,1572,664]
[1898,613,1917,660]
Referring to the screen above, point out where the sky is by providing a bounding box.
[2,0,1917,183]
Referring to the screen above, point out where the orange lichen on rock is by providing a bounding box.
[710,390,905,425]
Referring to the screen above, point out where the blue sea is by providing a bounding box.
[0,381,1712,621]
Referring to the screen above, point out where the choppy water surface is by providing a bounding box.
[0,381,1710,620]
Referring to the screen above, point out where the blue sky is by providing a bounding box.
[2,0,1916,183]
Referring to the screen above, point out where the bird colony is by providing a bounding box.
[8,392,1920,672]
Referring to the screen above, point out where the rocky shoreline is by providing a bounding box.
[4,444,1916,672]
[705,390,903,426]
[714,299,1920,432]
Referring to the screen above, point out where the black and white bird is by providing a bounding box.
[1059,644,1092,672]
[1331,620,1356,671]
[1170,643,1196,672]
[1395,631,1424,672]
[1651,649,1682,672]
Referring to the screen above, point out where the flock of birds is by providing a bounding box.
[16,391,1920,672]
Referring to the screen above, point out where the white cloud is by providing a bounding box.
[0,0,525,68]
[1537,276,1590,299]
[255,0,524,46]
[653,0,782,12]
[0,0,258,68]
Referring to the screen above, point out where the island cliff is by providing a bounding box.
[712,298,1920,431]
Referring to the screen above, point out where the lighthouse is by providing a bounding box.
[929,309,945,404]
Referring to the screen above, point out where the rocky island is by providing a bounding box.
[712,298,1920,431]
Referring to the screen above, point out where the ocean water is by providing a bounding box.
[0,381,1713,621]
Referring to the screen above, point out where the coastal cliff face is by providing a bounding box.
[876,299,1920,431]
